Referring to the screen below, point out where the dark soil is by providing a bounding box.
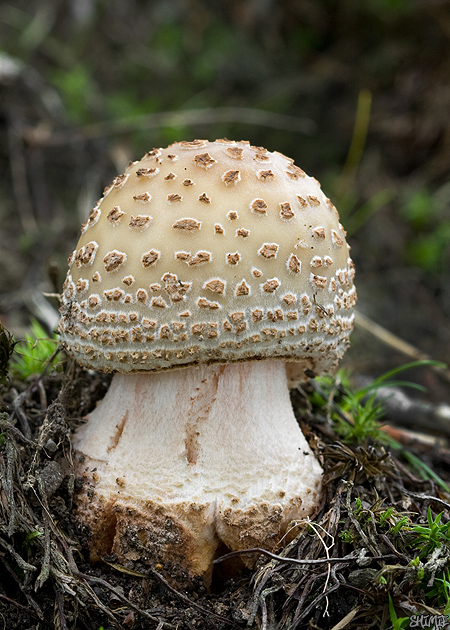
[1,358,450,629]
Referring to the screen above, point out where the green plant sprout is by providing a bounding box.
[426,570,450,615]
[388,594,409,629]
[311,360,450,491]
[10,319,60,380]
[411,507,450,560]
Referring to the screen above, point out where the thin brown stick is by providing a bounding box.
[354,310,450,383]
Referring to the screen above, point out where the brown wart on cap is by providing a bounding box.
[59,140,356,586]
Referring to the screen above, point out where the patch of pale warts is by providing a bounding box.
[235,281,250,296]
[252,268,262,278]
[250,198,268,214]
[287,311,298,320]
[76,279,88,293]
[222,170,241,186]
[226,252,240,265]
[208,323,218,338]
[297,196,308,208]
[82,207,100,232]
[128,215,152,231]
[262,278,280,293]
[160,326,171,339]
[235,321,247,334]
[107,206,126,225]
[252,146,270,161]
[349,259,356,280]
[162,272,177,283]
[288,254,301,274]
[191,322,206,335]
[188,251,212,266]
[286,165,306,179]
[67,250,76,266]
[122,275,135,286]
[226,146,243,159]
[311,273,327,289]
[294,238,308,250]
[252,309,263,322]
[133,192,151,202]
[142,318,156,329]
[150,283,161,291]
[175,251,191,262]
[194,152,216,168]
[308,195,320,207]
[179,311,190,317]
[164,172,176,181]
[172,218,201,231]
[257,169,274,181]
[136,167,159,178]
[198,192,210,203]
[164,280,191,298]
[151,296,167,308]
[136,289,148,303]
[259,243,279,259]
[223,320,232,331]
[103,250,127,272]
[180,140,208,149]
[267,309,283,321]
[104,288,124,301]
[129,312,138,322]
[141,250,160,267]
[313,226,326,239]
[323,256,333,267]
[126,160,138,169]
[310,256,323,268]
[167,154,178,161]
[145,148,162,158]
[227,211,238,220]
[167,193,182,203]
[198,298,219,310]
[75,241,98,266]
[236,228,249,237]
[230,312,244,323]
[104,174,129,193]
[331,230,344,247]
[182,179,194,186]
[308,319,319,332]
[279,202,294,220]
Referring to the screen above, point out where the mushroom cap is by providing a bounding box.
[59,139,356,377]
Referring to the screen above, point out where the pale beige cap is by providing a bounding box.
[59,139,356,378]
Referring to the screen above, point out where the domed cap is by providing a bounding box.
[59,139,356,377]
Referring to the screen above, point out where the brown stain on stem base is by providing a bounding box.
[184,367,224,464]
[107,411,128,453]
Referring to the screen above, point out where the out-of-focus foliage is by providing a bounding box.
[0,0,449,369]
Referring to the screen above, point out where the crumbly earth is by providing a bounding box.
[2,365,450,630]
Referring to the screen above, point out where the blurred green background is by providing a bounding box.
[1,0,449,380]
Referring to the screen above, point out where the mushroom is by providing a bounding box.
[59,139,356,583]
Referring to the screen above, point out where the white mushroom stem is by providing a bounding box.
[74,360,322,580]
